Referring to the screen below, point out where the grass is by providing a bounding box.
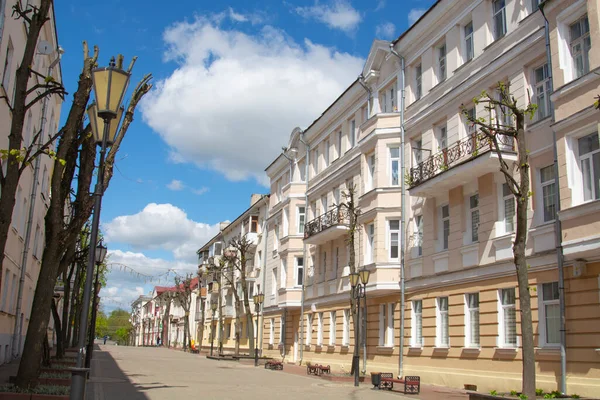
[39,372,71,379]
[0,384,70,395]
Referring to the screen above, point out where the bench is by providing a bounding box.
[377,373,420,394]
[318,364,331,375]
[306,362,320,375]
[265,360,283,370]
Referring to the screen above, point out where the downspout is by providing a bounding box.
[539,3,566,394]
[389,43,406,379]
[298,131,310,365]
[259,195,270,356]
[12,48,63,358]
[358,75,372,118]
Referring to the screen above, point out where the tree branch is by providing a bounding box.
[0,96,14,112]
[25,87,68,111]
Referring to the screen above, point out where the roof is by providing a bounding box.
[391,0,443,46]
[154,277,200,297]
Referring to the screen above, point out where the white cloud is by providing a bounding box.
[408,8,426,25]
[141,17,363,184]
[294,0,361,33]
[103,203,220,262]
[375,0,386,11]
[227,7,264,25]
[192,186,209,195]
[375,22,395,39]
[166,179,185,191]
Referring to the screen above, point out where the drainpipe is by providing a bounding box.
[389,43,406,379]
[12,48,63,358]
[260,195,270,356]
[358,75,372,118]
[298,130,310,365]
[539,3,566,394]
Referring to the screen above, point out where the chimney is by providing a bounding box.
[250,194,263,206]
[219,221,230,231]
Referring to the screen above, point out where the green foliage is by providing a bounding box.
[404,172,414,187]
[0,384,70,394]
[511,390,518,396]
[40,371,70,379]
[490,390,498,395]
[94,310,109,338]
[536,388,544,396]
[519,394,528,400]
[571,394,580,398]
[105,308,132,345]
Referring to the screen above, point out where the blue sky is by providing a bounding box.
[53,0,434,310]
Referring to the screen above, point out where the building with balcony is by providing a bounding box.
[255,0,599,396]
[0,1,63,364]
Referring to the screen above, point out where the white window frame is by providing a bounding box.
[342,309,350,346]
[317,312,323,346]
[502,183,516,233]
[390,146,400,186]
[437,43,446,83]
[411,300,423,347]
[349,120,356,148]
[436,297,449,347]
[366,153,375,191]
[469,194,479,243]
[279,318,284,344]
[556,4,590,83]
[532,63,551,121]
[465,293,480,348]
[415,63,422,100]
[324,139,330,168]
[498,288,517,348]
[439,205,450,251]
[366,223,375,263]
[271,267,277,296]
[337,130,343,157]
[297,206,305,234]
[540,165,557,223]
[280,258,287,288]
[577,132,600,202]
[295,257,303,287]
[492,0,507,41]
[538,282,560,347]
[329,311,336,346]
[414,215,423,257]
[306,313,313,345]
[269,318,275,345]
[388,219,400,260]
[569,14,590,80]
[464,21,474,62]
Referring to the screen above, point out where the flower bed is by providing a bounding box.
[0,384,69,400]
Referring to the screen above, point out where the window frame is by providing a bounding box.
[437,43,447,83]
[390,146,400,186]
[297,206,306,234]
[538,282,560,347]
[366,223,375,263]
[436,297,449,348]
[464,21,474,62]
[411,300,423,347]
[469,194,480,243]
[415,63,422,100]
[465,293,480,348]
[388,219,400,260]
[414,215,423,257]
[499,288,517,347]
[532,63,551,121]
[366,153,376,191]
[349,120,356,148]
[492,0,507,41]
[569,14,590,80]
[577,132,600,202]
[440,205,450,251]
[540,165,557,223]
[342,309,350,346]
[502,183,516,233]
[329,311,336,346]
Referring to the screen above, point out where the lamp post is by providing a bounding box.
[349,268,370,387]
[253,293,264,366]
[210,302,217,357]
[85,241,107,368]
[70,57,130,400]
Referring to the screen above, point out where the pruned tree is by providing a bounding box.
[218,253,243,357]
[15,43,152,388]
[226,234,255,354]
[341,183,360,376]
[174,274,193,350]
[160,292,172,348]
[196,270,206,353]
[0,0,69,292]
[462,82,537,399]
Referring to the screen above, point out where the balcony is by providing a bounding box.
[194,311,203,321]
[223,305,235,318]
[246,231,259,249]
[408,132,517,197]
[246,268,260,281]
[303,205,351,245]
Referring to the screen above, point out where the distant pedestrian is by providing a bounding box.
[156,336,160,347]
[103,335,107,345]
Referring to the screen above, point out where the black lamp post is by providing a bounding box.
[70,57,130,400]
[210,302,217,357]
[349,268,370,387]
[252,293,264,366]
[85,241,107,368]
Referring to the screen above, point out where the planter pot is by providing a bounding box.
[0,393,31,400]
[371,372,381,387]
[37,379,71,386]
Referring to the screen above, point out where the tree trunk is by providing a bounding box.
[51,299,63,359]
[239,255,254,352]
[67,263,82,347]
[234,302,241,357]
[42,334,50,367]
[514,118,535,399]
[198,301,205,351]
[61,265,74,353]
[0,0,52,288]
[162,300,171,347]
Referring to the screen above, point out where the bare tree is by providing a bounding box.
[462,82,537,398]
[196,271,206,352]
[15,44,152,388]
[174,274,193,350]
[226,235,255,354]
[217,253,243,357]
[0,0,68,292]
[160,292,172,348]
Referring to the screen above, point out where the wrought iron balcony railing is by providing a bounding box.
[408,132,514,188]
[304,205,351,240]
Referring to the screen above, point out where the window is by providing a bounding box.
[379,303,394,347]
[19,197,27,235]
[578,132,600,201]
[390,147,399,186]
[415,215,423,256]
[390,87,396,111]
[314,148,319,175]
[271,267,277,296]
[493,0,507,40]
[332,247,339,280]
[322,251,327,281]
[277,180,282,202]
[342,309,350,346]
[24,112,32,148]
[337,130,343,156]
[570,15,590,79]
[436,297,449,347]
[273,223,279,250]
[532,0,542,12]
[306,314,313,345]
[437,43,446,82]
[33,225,40,259]
[366,153,375,191]
[8,273,16,314]
[321,195,327,215]
[1,39,13,90]
[464,21,474,62]
[540,165,556,222]
[333,187,340,206]
[381,87,396,113]
[412,300,423,347]
[349,120,356,148]
[366,223,375,263]
[415,64,422,100]
[440,205,450,250]
[389,219,399,260]
[503,183,515,233]
[540,282,559,345]
[465,107,476,136]
[12,187,22,230]
[324,140,330,167]
[533,64,551,121]
[500,288,517,347]
[470,194,479,242]
[465,293,480,348]
[329,311,336,345]
[281,258,287,288]
[363,105,369,122]
[269,318,275,345]
[1,270,9,311]
[317,312,323,346]
[295,257,303,286]
[297,206,305,234]
[413,139,423,166]
[251,216,259,233]
[438,126,447,151]
[214,242,223,256]
[279,318,284,344]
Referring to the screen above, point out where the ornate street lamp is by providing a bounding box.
[253,293,265,366]
[350,268,370,387]
[210,302,218,357]
[71,57,131,400]
[86,240,108,368]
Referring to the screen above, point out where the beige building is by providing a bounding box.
[0,1,63,364]
[257,0,599,397]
